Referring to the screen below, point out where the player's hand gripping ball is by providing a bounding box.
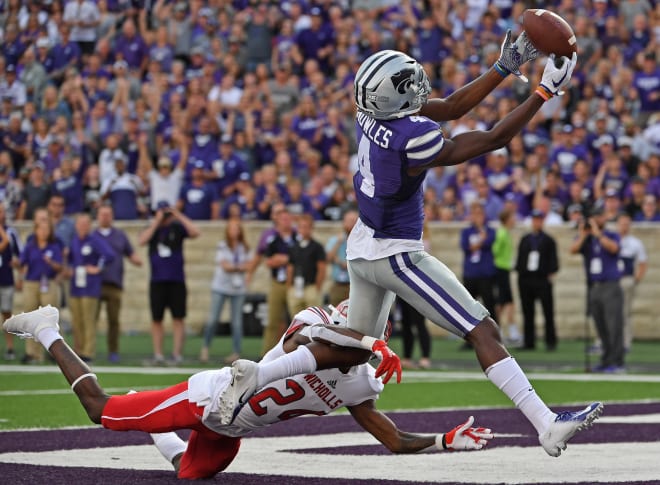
[522,9,578,58]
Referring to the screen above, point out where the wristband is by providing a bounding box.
[71,372,97,391]
[535,85,553,102]
[493,61,509,77]
[360,335,377,351]
[436,433,447,450]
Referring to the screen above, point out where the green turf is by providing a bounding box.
[2,333,659,430]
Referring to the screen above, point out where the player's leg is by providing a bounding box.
[3,306,109,422]
[175,431,241,479]
[381,251,602,456]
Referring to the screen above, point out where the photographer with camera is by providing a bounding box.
[569,201,624,373]
[139,200,200,366]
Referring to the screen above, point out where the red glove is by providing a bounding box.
[371,339,402,384]
[439,416,494,451]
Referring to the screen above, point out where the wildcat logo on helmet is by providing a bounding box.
[391,68,417,94]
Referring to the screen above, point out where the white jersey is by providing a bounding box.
[188,307,384,437]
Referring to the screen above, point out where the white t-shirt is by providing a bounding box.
[148,168,183,210]
[63,0,100,42]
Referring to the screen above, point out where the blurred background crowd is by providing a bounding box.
[0,0,657,226]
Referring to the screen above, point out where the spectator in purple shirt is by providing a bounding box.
[633,52,660,122]
[51,156,86,215]
[50,24,81,84]
[113,18,149,73]
[94,205,143,363]
[18,214,64,364]
[67,213,115,362]
[138,201,200,365]
[295,7,334,73]
[177,160,219,220]
[213,135,250,199]
[1,23,26,67]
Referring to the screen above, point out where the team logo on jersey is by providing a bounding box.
[327,380,337,389]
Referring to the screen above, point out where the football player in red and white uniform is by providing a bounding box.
[4,304,493,480]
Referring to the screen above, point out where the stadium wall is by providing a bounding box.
[13,221,660,340]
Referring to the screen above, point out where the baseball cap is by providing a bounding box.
[113,59,128,70]
[36,37,50,48]
[33,161,46,170]
[605,188,619,198]
[562,124,573,133]
[617,136,633,148]
[220,133,232,144]
[491,147,508,157]
[310,6,322,16]
[6,64,15,73]
[157,156,172,168]
[594,134,614,148]
[193,159,206,169]
[239,172,251,182]
[156,200,170,210]
[468,54,481,65]
[531,209,545,218]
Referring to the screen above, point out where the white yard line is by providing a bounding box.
[2,365,660,382]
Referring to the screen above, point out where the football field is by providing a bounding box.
[1,363,660,484]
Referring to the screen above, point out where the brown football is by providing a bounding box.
[522,9,578,58]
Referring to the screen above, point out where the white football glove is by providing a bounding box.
[538,52,578,97]
[437,416,494,451]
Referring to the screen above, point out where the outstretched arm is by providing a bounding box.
[410,53,577,175]
[420,31,539,122]
[348,401,493,453]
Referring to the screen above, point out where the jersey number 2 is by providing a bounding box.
[248,379,325,421]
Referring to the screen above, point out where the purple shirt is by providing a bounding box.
[114,34,149,69]
[68,232,115,297]
[461,225,496,279]
[50,41,81,70]
[633,68,660,112]
[94,227,134,288]
[179,182,217,220]
[20,239,63,282]
[148,222,189,283]
[579,231,621,282]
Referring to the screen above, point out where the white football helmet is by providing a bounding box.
[329,299,349,327]
[354,50,431,120]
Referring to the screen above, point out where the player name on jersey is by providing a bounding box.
[304,374,343,410]
[356,111,392,148]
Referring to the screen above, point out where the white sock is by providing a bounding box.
[485,357,556,434]
[37,327,63,350]
[257,345,317,388]
[151,432,187,465]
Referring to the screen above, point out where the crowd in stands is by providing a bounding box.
[0,0,658,227]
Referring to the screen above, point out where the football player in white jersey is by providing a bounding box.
[4,305,493,480]
[217,33,602,458]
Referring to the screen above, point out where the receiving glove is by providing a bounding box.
[495,30,540,82]
[536,52,578,100]
[370,339,402,384]
[437,416,494,451]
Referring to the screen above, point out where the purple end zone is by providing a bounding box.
[1,403,659,484]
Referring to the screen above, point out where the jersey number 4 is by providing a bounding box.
[248,379,326,421]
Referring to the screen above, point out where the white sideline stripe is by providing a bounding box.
[0,437,659,483]
[3,365,660,382]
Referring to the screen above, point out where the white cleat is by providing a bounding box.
[217,359,259,425]
[539,402,604,457]
[2,305,60,340]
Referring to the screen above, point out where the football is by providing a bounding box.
[522,9,577,58]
